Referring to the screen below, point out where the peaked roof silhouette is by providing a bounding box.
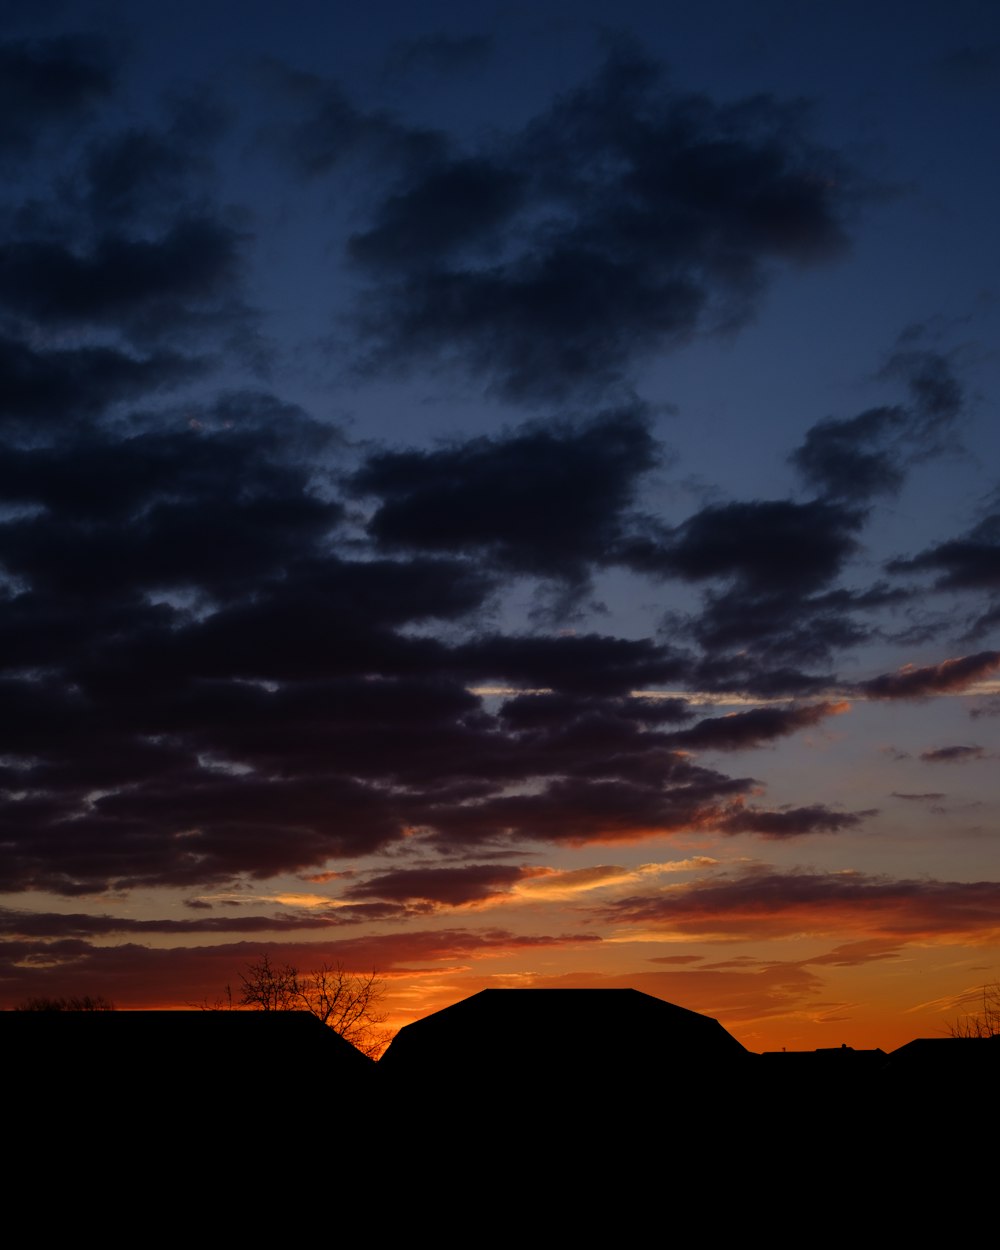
[380,988,749,1092]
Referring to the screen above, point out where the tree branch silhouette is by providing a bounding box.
[236,955,393,1058]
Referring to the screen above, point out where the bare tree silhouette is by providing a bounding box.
[948,980,1000,1038]
[236,955,392,1058]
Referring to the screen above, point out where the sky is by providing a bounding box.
[1,0,999,1051]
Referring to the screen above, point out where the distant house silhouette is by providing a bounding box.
[5,1009,376,1130]
[880,1035,1000,1096]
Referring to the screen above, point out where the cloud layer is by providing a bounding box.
[0,19,996,1041]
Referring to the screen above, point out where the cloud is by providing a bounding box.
[418,767,867,850]
[881,344,965,429]
[0,394,343,599]
[630,499,862,594]
[918,745,986,763]
[859,651,1000,699]
[0,908,340,938]
[343,864,530,907]
[351,407,658,582]
[346,48,853,399]
[0,217,245,343]
[791,405,906,501]
[715,803,870,837]
[451,633,686,695]
[0,335,205,433]
[0,927,600,1007]
[325,855,720,915]
[802,938,905,967]
[622,496,885,671]
[601,867,1000,942]
[665,700,849,751]
[791,344,966,504]
[497,691,690,731]
[81,94,225,226]
[888,513,1000,592]
[0,35,116,154]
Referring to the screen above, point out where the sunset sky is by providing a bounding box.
[2,0,999,1051]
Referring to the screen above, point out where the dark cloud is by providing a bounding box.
[0,909,339,937]
[351,407,657,581]
[888,513,1000,591]
[859,651,1000,699]
[417,766,867,849]
[790,405,906,501]
[81,93,225,225]
[665,700,848,752]
[344,864,528,907]
[0,35,115,154]
[919,745,985,763]
[349,155,525,273]
[0,394,342,599]
[347,49,853,399]
[891,791,946,801]
[0,216,244,342]
[350,410,880,672]
[418,770,743,848]
[791,348,965,502]
[716,804,871,837]
[0,335,205,432]
[689,655,836,700]
[683,586,876,666]
[451,632,685,695]
[498,690,690,731]
[624,498,873,668]
[625,499,862,594]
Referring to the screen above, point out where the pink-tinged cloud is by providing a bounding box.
[859,650,1000,699]
[601,868,1000,942]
